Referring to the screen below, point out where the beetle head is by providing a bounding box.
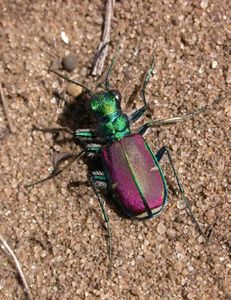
[88,90,122,120]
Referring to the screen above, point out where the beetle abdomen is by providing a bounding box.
[101,134,167,218]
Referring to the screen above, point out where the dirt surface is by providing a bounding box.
[0,1,230,299]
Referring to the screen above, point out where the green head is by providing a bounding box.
[88,90,130,140]
[89,90,121,120]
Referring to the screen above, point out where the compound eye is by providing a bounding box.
[110,90,122,103]
[90,98,99,111]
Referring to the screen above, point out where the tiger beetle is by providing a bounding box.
[27,53,211,274]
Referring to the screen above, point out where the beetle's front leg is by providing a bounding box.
[32,125,73,135]
[75,129,110,153]
[75,128,98,141]
[128,58,155,124]
[128,103,147,124]
[32,125,73,144]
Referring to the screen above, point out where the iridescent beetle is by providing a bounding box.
[27,54,209,273]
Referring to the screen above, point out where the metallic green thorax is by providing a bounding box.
[89,91,130,140]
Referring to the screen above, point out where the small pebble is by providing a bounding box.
[201,0,209,9]
[48,167,54,173]
[66,83,83,97]
[0,279,5,290]
[50,58,61,71]
[52,81,59,89]
[167,228,177,239]
[50,97,57,104]
[188,264,194,272]
[41,250,47,258]
[198,235,204,243]
[157,222,166,234]
[223,276,231,297]
[177,200,186,210]
[62,53,77,72]
[61,31,69,44]
[211,60,218,69]
[57,108,63,114]
[226,65,231,84]
[225,106,231,117]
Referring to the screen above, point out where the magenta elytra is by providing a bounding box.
[102,133,167,218]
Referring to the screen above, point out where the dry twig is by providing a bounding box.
[0,235,32,299]
[0,82,15,134]
[92,0,115,76]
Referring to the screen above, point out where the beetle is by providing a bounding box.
[27,54,209,273]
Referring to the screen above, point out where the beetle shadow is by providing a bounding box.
[56,91,91,130]
[48,92,128,220]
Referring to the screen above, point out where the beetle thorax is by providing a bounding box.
[99,114,130,140]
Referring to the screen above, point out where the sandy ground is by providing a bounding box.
[0,1,230,299]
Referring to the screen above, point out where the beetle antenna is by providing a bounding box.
[49,69,94,97]
[97,45,120,91]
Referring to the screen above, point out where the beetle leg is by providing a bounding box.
[128,58,155,124]
[136,122,151,136]
[155,146,166,162]
[75,129,111,147]
[25,150,85,188]
[31,126,73,144]
[75,129,97,141]
[152,106,207,125]
[86,144,102,157]
[90,176,112,276]
[128,105,147,124]
[91,171,107,189]
[155,146,209,242]
[137,106,208,136]
[32,125,73,135]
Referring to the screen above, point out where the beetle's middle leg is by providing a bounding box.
[155,146,208,242]
[25,150,85,188]
[128,59,155,124]
[137,106,207,136]
[85,143,103,158]
[90,175,112,276]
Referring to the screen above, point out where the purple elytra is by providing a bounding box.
[101,134,166,217]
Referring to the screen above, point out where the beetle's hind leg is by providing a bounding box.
[90,175,112,277]
[155,146,209,242]
[91,171,107,189]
